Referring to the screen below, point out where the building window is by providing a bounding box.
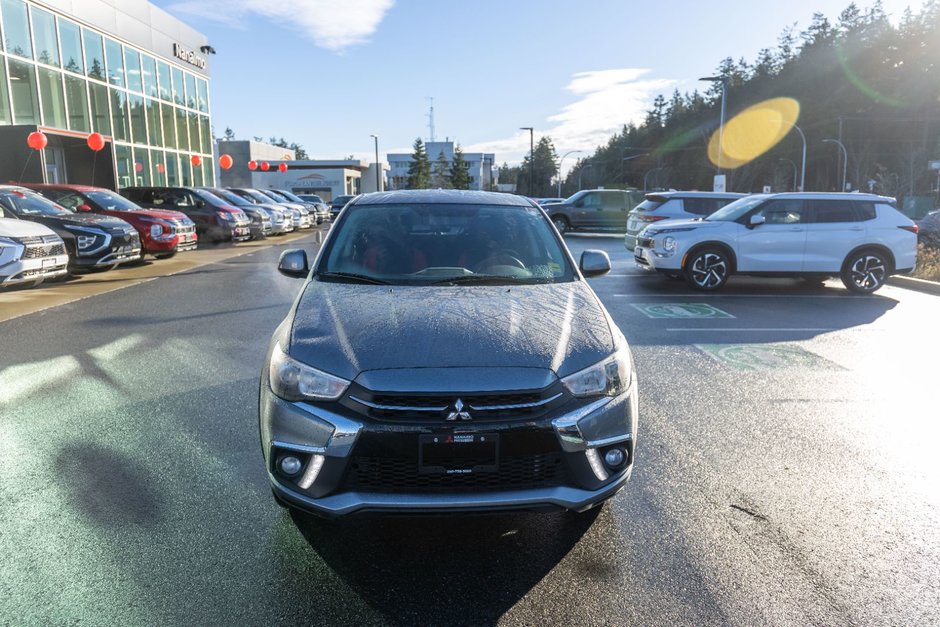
[0,59,11,123]
[124,48,142,93]
[161,100,176,148]
[88,81,110,135]
[37,67,66,128]
[150,149,165,185]
[115,144,132,188]
[184,73,196,109]
[187,110,199,153]
[58,18,83,74]
[175,106,189,150]
[196,78,208,113]
[141,54,157,98]
[109,87,128,141]
[164,151,177,185]
[128,94,146,145]
[133,148,150,186]
[199,115,210,153]
[1,0,32,59]
[8,58,39,123]
[82,29,104,80]
[171,67,184,106]
[145,98,162,146]
[64,74,89,132]
[156,60,171,102]
[30,6,59,67]
[104,38,124,87]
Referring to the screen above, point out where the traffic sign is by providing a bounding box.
[929,160,940,171]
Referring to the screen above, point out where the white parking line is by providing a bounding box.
[666,327,836,332]
[611,293,882,300]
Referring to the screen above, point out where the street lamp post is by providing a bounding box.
[369,134,380,192]
[793,124,807,192]
[698,76,729,176]
[557,150,582,197]
[822,138,848,192]
[520,127,534,195]
[778,158,798,192]
[578,163,594,190]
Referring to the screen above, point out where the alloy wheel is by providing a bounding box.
[847,254,886,292]
[689,252,728,289]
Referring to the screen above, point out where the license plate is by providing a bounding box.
[635,246,645,258]
[119,246,133,255]
[419,433,498,475]
[628,220,637,231]
[41,258,56,268]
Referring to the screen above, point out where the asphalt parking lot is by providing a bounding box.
[1,230,937,625]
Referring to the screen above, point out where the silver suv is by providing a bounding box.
[625,191,745,249]
[545,189,645,234]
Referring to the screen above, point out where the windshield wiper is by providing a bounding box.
[431,274,530,285]
[317,271,389,285]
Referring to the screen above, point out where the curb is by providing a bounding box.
[887,275,940,296]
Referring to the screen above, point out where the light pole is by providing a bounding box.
[520,127,534,195]
[778,158,798,192]
[793,124,807,191]
[369,134,381,192]
[822,138,848,192]
[578,163,594,190]
[699,76,729,175]
[644,167,664,191]
[557,150,582,196]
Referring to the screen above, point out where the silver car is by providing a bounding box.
[625,191,745,249]
[261,190,638,518]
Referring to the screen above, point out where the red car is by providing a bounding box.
[22,183,198,259]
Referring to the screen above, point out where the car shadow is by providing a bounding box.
[285,507,601,625]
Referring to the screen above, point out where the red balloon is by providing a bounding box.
[191,155,202,166]
[27,131,48,150]
[87,132,105,152]
[156,163,165,173]
[134,162,143,173]
[278,162,288,173]
[248,160,258,171]
[219,154,233,170]
[260,161,270,172]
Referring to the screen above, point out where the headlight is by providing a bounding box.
[663,236,676,252]
[269,342,349,401]
[216,211,235,222]
[561,349,631,397]
[77,234,97,249]
[150,224,162,238]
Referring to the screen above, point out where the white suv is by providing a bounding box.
[633,193,917,294]
[0,216,69,288]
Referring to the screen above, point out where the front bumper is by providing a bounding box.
[633,240,682,272]
[0,253,69,286]
[260,376,638,517]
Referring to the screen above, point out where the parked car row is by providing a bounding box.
[1,183,329,290]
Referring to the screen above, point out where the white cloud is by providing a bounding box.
[166,0,394,51]
[466,69,675,173]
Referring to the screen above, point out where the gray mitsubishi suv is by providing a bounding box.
[260,190,638,517]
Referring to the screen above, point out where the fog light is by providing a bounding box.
[279,455,302,476]
[604,448,626,468]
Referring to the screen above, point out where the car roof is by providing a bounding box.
[758,192,895,202]
[645,191,746,199]
[353,189,534,206]
[17,182,104,193]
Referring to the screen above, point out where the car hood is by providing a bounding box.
[28,213,133,230]
[646,218,727,231]
[105,208,191,223]
[288,280,616,383]
[0,216,58,238]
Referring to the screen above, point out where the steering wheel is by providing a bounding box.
[473,250,526,273]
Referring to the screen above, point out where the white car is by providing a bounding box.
[0,216,70,288]
[633,193,917,294]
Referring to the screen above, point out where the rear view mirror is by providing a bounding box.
[278,249,309,278]
[579,250,611,277]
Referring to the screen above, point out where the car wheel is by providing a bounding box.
[684,248,731,291]
[841,250,889,294]
[552,216,570,235]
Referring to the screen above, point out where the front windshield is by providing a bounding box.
[278,190,305,202]
[319,203,574,285]
[241,189,275,204]
[210,188,253,207]
[706,195,767,222]
[0,189,71,216]
[86,191,142,212]
[563,190,587,204]
[193,189,227,207]
[262,190,289,202]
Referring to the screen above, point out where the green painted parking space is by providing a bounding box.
[631,303,735,319]
[696,343,843,371]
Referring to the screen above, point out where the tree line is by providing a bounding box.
[556,1,939,210]
[405,138,472,189]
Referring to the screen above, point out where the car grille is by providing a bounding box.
[170,220,196,235]
[343,385,565,423]
[342,452,567,493]
[637,237,653,248]
[19,234,65,259]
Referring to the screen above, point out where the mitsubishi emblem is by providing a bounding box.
[445,398,472,421]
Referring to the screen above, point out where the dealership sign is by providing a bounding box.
[173,44,207,69]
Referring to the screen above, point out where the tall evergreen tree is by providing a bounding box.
[517,137,559,197]
[406,138,431,189]
[432,150,451,188]
[449,145,471,189]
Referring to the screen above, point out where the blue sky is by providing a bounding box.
[156,0,916,171]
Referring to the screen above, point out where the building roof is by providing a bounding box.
[353,189,533,206]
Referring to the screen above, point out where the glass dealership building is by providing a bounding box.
[0,0,213,189]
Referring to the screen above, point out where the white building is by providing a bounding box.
[387,141,494,191]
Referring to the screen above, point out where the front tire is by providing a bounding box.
[684,248,731,291]
[841,250,889,294]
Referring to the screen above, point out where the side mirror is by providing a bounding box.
[278,249,309,278]
[573,199,584,208]
[579,250,611,277]
[748,214,766,228]
[77,204,93,212]
[195,199,205,208]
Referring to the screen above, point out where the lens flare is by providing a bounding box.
[708,97,801,169]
